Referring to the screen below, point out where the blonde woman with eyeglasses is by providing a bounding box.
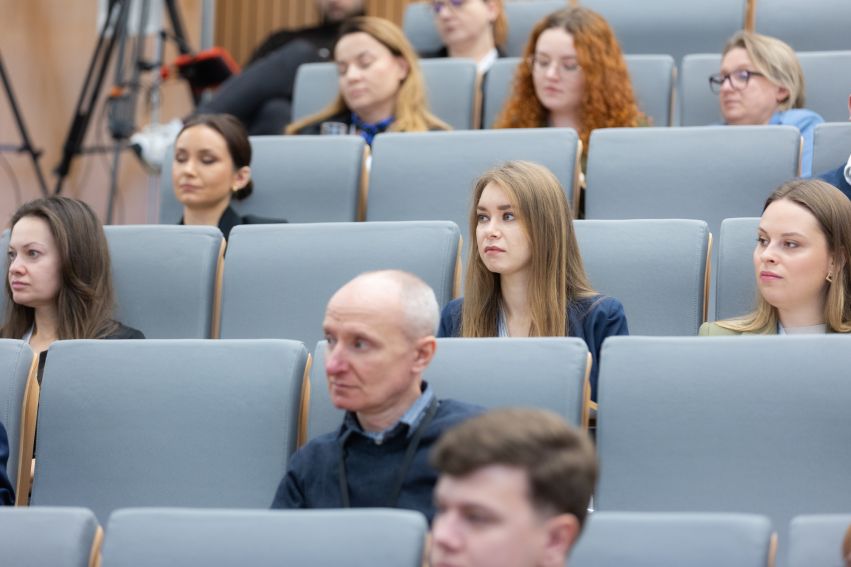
[710,31,823,176]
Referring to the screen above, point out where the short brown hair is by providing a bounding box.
[431,408,598,525]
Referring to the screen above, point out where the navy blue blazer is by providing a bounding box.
[437,295,629,401]
[816,164,851,201]
[0,421,14,505]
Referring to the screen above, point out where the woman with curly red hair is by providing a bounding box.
[493,7,641,160]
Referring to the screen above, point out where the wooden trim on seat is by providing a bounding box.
[703,232,713,323]
[796,135,803,177]
[573,138,583,218]
[668,65,678,127]
[297,353,313,448]
[766,532,777,567]
[15,350,39,506]
[453,235,463,298]
[210,237,226,339]
[580,351,593,430]
[745,0,756,31]
[89,525,104,567]
[471,72,483,130]
[357,145,372,221]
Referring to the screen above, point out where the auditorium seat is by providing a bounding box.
[30,339,308,523]
[574,220,710,335]
[754,0,851,52]
[595,335,851,566]
[787,515,851,567]
[105,225,223,338]
[812,122,851,177]
[100,508,427,567]
[219,221,460,348]
[305,337,591,441]
[292,59,480,129]
[0,339,36,504]
[570,512,775,567]
[715,217,759,322]
[0,507,101,567]
[160,135,367,224]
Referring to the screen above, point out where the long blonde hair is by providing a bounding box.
[461,161,596,337]
[286,16,449,134]
[717,179,851,333]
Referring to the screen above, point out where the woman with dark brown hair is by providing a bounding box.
[2,196,143,381]
[494,7,642,162]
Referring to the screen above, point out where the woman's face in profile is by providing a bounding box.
[753,198,833,317]
[172,125,241,211]
[531,27,585,118]
[718,47,788,125]
[7,215,62,310]
[475,181,532,278]
[335,31,409,122]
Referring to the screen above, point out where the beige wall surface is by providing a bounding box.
[0,0,201,225]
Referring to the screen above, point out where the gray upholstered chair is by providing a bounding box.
[787,515,851,567]
[291,59,480,129]
[579,0,744,64]
[584,126,800,242]
[595,335,851,566]
[574,220,710,336]
[30,339,308,524]
[570,512,775,567]
[715,217,760,322]
[219,221,461,347]
[100,508,427,567]
[812,122,851,177]
[482,55,675,129]
[160,135,366,224]
[754,0,851,52]
[402,1,565,57]
[679,53,723,126]
[0,507,100,567]
[367,129,579,262]
[305,337,591,441]
[0,339,36,504]
[105,225,223,338]
[797,51,851,123]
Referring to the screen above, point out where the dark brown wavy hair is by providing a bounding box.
[1,196,120,340]
[493,7,642,158]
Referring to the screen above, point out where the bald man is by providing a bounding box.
[271,270,481,520]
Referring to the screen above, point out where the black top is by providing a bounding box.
[247,12,366,65]
[180,206,288,241]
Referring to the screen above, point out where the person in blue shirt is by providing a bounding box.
[438,161,628,401]
[710,31,823,176]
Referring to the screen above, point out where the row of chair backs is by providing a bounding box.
[483,55,676,128]
[595,335,851,566]
[680,51,851,125]
[292,59,480,130]
[29,339,308,523]
[306,337,591,440]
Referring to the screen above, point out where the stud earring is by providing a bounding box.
[827,271,834,283]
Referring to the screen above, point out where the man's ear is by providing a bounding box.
[412,336,437,373]
[540,514,580,567]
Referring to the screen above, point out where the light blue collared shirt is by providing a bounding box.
[344,382,435,445]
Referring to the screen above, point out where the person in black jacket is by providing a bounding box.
[0,421,14,505]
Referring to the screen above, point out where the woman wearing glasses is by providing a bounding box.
[710,31,823,176]
[493,7,642,165]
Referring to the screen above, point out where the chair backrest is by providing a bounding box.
[754,0,851,52]
[679,53,723,126]
[105,225,223,338]
[101,508,427,567]
[574,220,710,335]
[306,337,590,441]
[367,129,579,261]
[787,515,851,567]
[0,507,100,567]
[31,339,308,524]
[402,1,566,57]
[716,217,760,322]
[0,340,36,502]
[812,122,851,177]
[797,51,851,123]
[160,135,366,224]
[291,59,480,130]
[584,126,801,243]
[570,512,775,567]
[595,335,851,566]
[580,0,745,64]
[483,55,675,129]
[219,221,460,347]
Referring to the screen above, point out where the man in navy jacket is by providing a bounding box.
[0,422,15,505]
[815,94,851,200]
